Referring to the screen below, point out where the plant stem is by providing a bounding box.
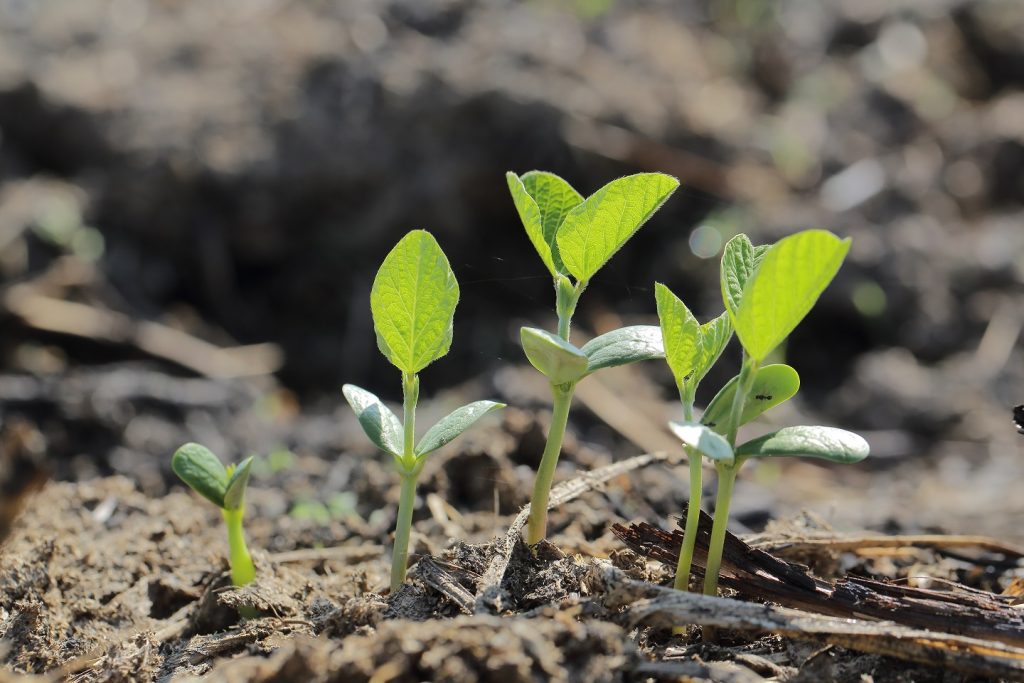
[702,355,758,600]
[702,463,737,596]
[402,373,419,464]
[673,452,702,592]
[222,507,256,586]
[555,277,583,341]
[390,471,418,592]
[526,383,574,544]
[725,355,758,447]
[390,371,421,592]
[673,385,699,594]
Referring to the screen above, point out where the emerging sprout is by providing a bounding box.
[343,230,504,591]
[171,443,256,586]
[663,230,869,599]
[654,283,732,594]
[508,171,679,544]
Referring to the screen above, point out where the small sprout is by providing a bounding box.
[658,230,868,611]
[698,229,867,599]
[343,230,504,591]
[171,443,256,587]
[508,170,679,544]
[654,282,733,596]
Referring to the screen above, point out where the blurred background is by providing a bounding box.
[0,0,1022,540]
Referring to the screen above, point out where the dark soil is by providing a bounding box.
[1,0,1023,680]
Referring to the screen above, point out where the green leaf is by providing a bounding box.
[343,384,405,456]
[701,364,801,433]
[556,173,679,282]
[371,230,460,374]
[172,443,228,508]
[694,311,733,385]
[581,325,664,374]
[655,284,733,393]
[668,422,735,464]
[520,327,589,384]
[416,401,506,456]
[733,230,850,362]
[655,283,700,386]
[223,456,253,511]
[507,171,583,277]
[720,234,764,317]
[736,426,869,464]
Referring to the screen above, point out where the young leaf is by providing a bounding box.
[720,235,768,317]
[520,327,589,384]
[701,364,801,432]
[415,401,506,456]
[556,173,679,283]
[223,456,254,511]
[581,325,664,374]
[733,230,850,362]
[172,443,228,508]
[655,284,733,393]
[668,422,735,464]
[507,171,583,277]
[343,384,405,456]
[735,425,869,464]
[655,283,700,386]
[695,311,733,384]
[371,230,460,374]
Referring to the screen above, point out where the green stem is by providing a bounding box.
[555,277,584,341]
[725,355,758,447]
[702,463,737,596]
[390,372,421,592]
[704,354,757,601]
[391,471,418,592]
[673,384,699,594]
[402,373,419,463]
[526,383,574,544]
[222,507,256,587]
[673,452,702,592]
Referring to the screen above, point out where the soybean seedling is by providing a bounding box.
[507,170,679,544]
[654,284,733,593]
[666,230,869,597]
[171,443,256,586]
[343,230,504,592]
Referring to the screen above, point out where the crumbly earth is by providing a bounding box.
[2,456,1019,682]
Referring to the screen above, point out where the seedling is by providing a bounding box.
[508,170,679,544]
[653,283,732,593]
[171,443,256,586]
[343,230,504,591]
[663,230,869,598]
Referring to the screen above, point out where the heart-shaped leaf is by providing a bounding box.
[720,235,768,317]
[520,327,589,384]
[416,401,506,456]
[668,422,735,464]
[733,230,850,362]
[735,425,869,464]
[371,230,460,374]
[507,171,583,277]
[701,364,801,433]
[223,456,254,511]
[343,384,405,456]
[581,325,664,374]
[556,173,679,282]
[172,443,228,508]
